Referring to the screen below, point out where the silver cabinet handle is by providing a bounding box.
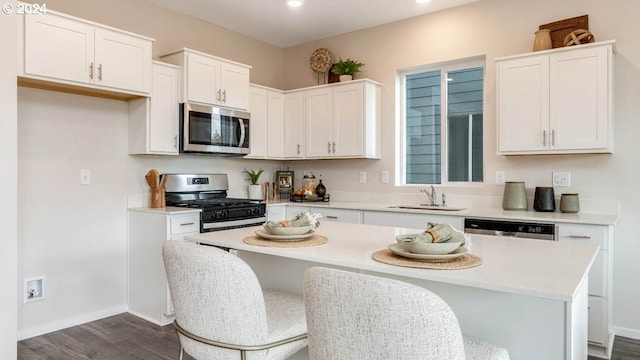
[566,235,592,239]
[173,135,178,149]
[542,130,546,146]
[551,130,556,146]
[180,222,195,226]
[297,143,301,155]
[98,64,102,81]
[89,63,94,79]
[327,142,331,154]
[222,90,227,103]
[332,141,336,153]
[326,216,338,219]
[217,89,221,101]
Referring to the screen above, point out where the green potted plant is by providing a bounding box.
[331,57,365,82]
[244,168,264,200]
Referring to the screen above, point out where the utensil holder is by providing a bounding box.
[502,181,527,211]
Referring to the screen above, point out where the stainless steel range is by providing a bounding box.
[162,173,266,232]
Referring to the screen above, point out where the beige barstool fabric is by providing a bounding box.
[303,267,510,360]
[162,241,307,360]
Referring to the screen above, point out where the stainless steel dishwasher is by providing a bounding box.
[464,217,556,240]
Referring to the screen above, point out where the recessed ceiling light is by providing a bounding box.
[287,0,303,7]
[416,0,431,3]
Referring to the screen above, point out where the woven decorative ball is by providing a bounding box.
[563,29,595,46]
[309,48,333,73]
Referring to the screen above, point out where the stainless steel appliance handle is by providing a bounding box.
[203,216,267,231]
[238,119,246,148]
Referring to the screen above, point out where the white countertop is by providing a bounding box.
[186,221,598,302]
[266,200,618,225]
[128,206,202,215]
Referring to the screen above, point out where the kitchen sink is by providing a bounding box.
[386,205,466,211]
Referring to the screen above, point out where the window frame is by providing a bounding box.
[396,56,486,187]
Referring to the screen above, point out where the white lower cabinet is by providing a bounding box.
[557,223,613,357]
[128,209,200,325]
[286,206,362,224]
[363,211,462,230]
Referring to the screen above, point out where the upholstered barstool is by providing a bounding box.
[303,267,509,360]
[162,241,308,360]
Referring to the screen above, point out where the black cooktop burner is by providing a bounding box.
[168,198,262,209]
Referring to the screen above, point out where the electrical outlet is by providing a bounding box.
[553,172,571,187]
[380,170,389,184]
[359,171,367,183]
[80,169,91,185]
[495,171,505,184]
[24,276,45,304]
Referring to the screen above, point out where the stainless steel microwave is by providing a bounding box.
[179,103,250,156]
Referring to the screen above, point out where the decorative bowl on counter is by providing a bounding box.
[263,223,313,236]
[395,234,462,255]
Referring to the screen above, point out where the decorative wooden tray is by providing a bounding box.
[539,15,588,49]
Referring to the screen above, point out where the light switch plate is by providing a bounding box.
[552,172,570,187]
[495,171,505,184]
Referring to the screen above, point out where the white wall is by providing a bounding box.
[281,0,640,337]
[1,1,18,357]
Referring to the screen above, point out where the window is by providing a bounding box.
[398,57,484,185]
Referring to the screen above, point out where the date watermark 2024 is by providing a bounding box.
[3,3,47,15]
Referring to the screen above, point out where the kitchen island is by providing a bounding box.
[185,221,599,360]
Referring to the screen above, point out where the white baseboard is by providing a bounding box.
[17,305,127,341]
[613,326,640,340]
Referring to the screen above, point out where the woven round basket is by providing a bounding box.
[309,48,333,73]
[563,29,595,46]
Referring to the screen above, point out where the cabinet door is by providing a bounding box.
[497,55,549,153]
[305,87,333,158]
[333,83,364,157]
[267,91,285,158]
[363,211,462,230]
[186,52,220,104]
[550,46,610,151]
[24,13,94,84]
[318,208,362,224]
[149,63,179,154]
[220,62,250,110]
[94,27,151,94]
[248,86,268,158]
[284,92,305,158]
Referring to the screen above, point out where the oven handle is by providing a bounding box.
[202,216,266,231]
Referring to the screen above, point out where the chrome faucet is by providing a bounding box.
[420,186,438,206]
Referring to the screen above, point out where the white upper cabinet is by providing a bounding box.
[129,62,180,155]
[247,85,285,159]
[284,90,306,158]
[305,80,381,159]
[22,9,152,96]
[160,49,251,111]
[496,41,614,155]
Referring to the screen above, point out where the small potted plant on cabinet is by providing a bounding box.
[244,168,264,200]
[331,57,365,82]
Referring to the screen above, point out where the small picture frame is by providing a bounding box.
[276,171,294,194]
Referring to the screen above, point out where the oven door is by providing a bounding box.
[180,103,250,155]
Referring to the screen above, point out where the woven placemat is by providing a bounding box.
[371,249,482,270]
[243,234,328,248]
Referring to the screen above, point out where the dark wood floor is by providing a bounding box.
[17,312,640,360]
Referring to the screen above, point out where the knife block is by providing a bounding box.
[150,188,165,208]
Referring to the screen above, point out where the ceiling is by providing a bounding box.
[143,0,480,48]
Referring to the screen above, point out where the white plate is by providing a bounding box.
[255,229,315,242]
[387,244,468,262]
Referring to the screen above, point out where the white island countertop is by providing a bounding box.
[186,221,598,302]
